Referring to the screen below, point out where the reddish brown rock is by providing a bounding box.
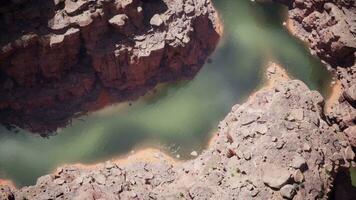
[0,0,220,134]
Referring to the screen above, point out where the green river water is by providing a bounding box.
[1,0,353,187]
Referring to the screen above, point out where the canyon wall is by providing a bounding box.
[276,0,356,147]
[0,0,220,134]
[1,1,355,200]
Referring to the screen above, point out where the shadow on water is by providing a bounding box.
[0,0,335,186]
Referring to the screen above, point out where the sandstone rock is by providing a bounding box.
[262,166,291,189]
[54,178,65,185]
[190,151,198,157]
[290,109,304,121]
[293,170,304,183]
[302,143,311,152]
[344,85,356,105]
[291,155,306,169]
[344,146,355,161]
[280,184,296,199]
[344,126,356,147]
[94,174,106,185]
[108,14,131,35]
[150,14,163,27]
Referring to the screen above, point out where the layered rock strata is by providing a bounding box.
[1,72,354,199]
[275,0,356,147]
[0,0,220,134]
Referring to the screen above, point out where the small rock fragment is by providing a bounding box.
[280,184,296,199]
[243,152,252,160]
[94,174,106,185]
[150,14,163,27]
[54,178,65,185]
[343,85,356,104]
[291,155,306,169]
[303,143,311,152]
[344,146,355,160]
[293,170,304,183]
[262,166,291,189]
[272,137,278,142]
[276,141,285,149]
[226,149,236,158]
[190,151,198,157]
[344,126,356,148]
[290,109,304,121]
[255,124,268,135]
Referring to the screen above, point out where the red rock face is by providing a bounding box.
[0,0,220,134]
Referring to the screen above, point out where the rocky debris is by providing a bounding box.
[1,79,354,199]
[275,0,356,141]
[0,0,220,134]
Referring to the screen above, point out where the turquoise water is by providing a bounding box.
[0,0,333,186]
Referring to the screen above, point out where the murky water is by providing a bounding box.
[0,0,335,186]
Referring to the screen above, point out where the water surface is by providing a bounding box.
[0,0,333,186]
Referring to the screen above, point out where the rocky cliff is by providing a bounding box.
[1,66,355,200]
[275,0,356,147]
[0,0,220,134]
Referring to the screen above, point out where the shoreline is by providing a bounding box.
[0,61,293,189]
[0,61,290,189]
[2,61,353,199]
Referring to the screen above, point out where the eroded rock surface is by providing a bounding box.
[0,0,220,134]
[1,79,354,199]
[276,0,356,146]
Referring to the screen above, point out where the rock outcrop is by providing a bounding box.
[275,0,356,147]
[0,0,220,134]
[1,73,354,199]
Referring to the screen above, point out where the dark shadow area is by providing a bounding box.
[141,0,168,24]
[0,0,56,45]
[330,169,356,200]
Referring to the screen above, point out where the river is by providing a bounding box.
[0,0,338,186]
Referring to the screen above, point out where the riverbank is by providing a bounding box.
[0,61,296,188]
[2,61,354,199]
[279,0,356,136]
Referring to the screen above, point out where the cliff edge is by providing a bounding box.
[0,0,220,134]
